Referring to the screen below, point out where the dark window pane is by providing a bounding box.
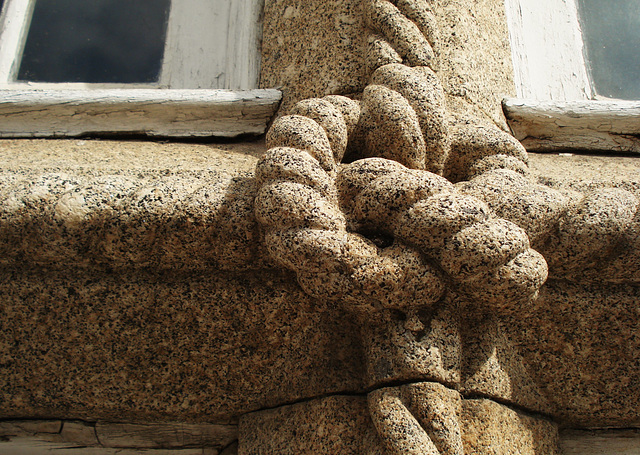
[18,0,171,83]
[577,0,640,100]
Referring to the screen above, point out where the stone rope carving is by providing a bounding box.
[254,0,640,453]
[0,2,635,452]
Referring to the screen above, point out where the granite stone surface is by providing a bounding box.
[369,64,449,173]
[0,139,268,271]
[2,138,637,434]
[2,0,640,450]
[459,311,552,415]
[238,396,386,455]
[260,0,516,129]
[461,399,560,455]
[433,0,516,129]
[359,84,429,170]
[0,139,368,423]
[260,0,368,113]
[527,152,640,197]
[368,382,464,454]
[503,279,640,427]
[0,267,364,423]
[239,387,560,454]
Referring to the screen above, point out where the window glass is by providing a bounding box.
[577,0,640,100]
[17,0,171,83]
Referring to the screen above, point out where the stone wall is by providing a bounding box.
[0,0,639,454]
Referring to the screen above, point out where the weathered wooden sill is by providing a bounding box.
[0,89,282,138]
[503,98,640,154]
[0,419,238,454]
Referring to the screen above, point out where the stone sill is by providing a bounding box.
[0,140,638,273]
[0,138,269,272]
[1,140,639,428]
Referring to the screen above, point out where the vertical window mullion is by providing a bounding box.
[504,0,594,101]
[160,0,263,90]
[0,0,36,84]
[160,0,232,89]
[225,0,264,90]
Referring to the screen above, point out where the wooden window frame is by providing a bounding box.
[0,0,281,138]
[503,0,640,154]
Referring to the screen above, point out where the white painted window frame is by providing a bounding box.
[0,0,281,138]
[504,0,593,102]
[503,0,640,154]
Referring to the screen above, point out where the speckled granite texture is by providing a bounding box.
[503,280,640,427]
[239,388,560,454]
[0,140,366,423]
[528,152,640,196]
[0,267,364,423]
[253,0,639,444]
[2,144,635,444]
[0,140,267,271]
[261,0,515,127]
[260,0,367,113]
[2,0,640,452]
[239,396,386,455]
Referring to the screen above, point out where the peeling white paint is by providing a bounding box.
[0,89,282,138]
[504,98,640,153]
[504,0,593,101]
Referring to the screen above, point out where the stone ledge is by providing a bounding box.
[528,152,640,196]
[1,140,639,430]
[1,142,637,274]
[0,139,267,271]
[0,267,365,423]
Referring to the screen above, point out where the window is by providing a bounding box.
[0,0,281,137]
[577,0,640,101]
[502,0,640,153]
[14,0,171,85]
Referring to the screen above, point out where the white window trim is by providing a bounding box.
[503,0,640,154]
[504,0,593,101]
[160,0,265,90]
[0,0,281,138]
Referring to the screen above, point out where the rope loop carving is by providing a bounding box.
[255,0,561,318]
[256,94,548,317]
[254,1,640,452]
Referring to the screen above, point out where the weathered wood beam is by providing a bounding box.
[0,420,237,454]
[95,422,237,449]
[503,98,640,153]
[0,89,281,138]
[561,429,640,455]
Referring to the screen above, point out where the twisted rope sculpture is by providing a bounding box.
[254,0,640,453]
